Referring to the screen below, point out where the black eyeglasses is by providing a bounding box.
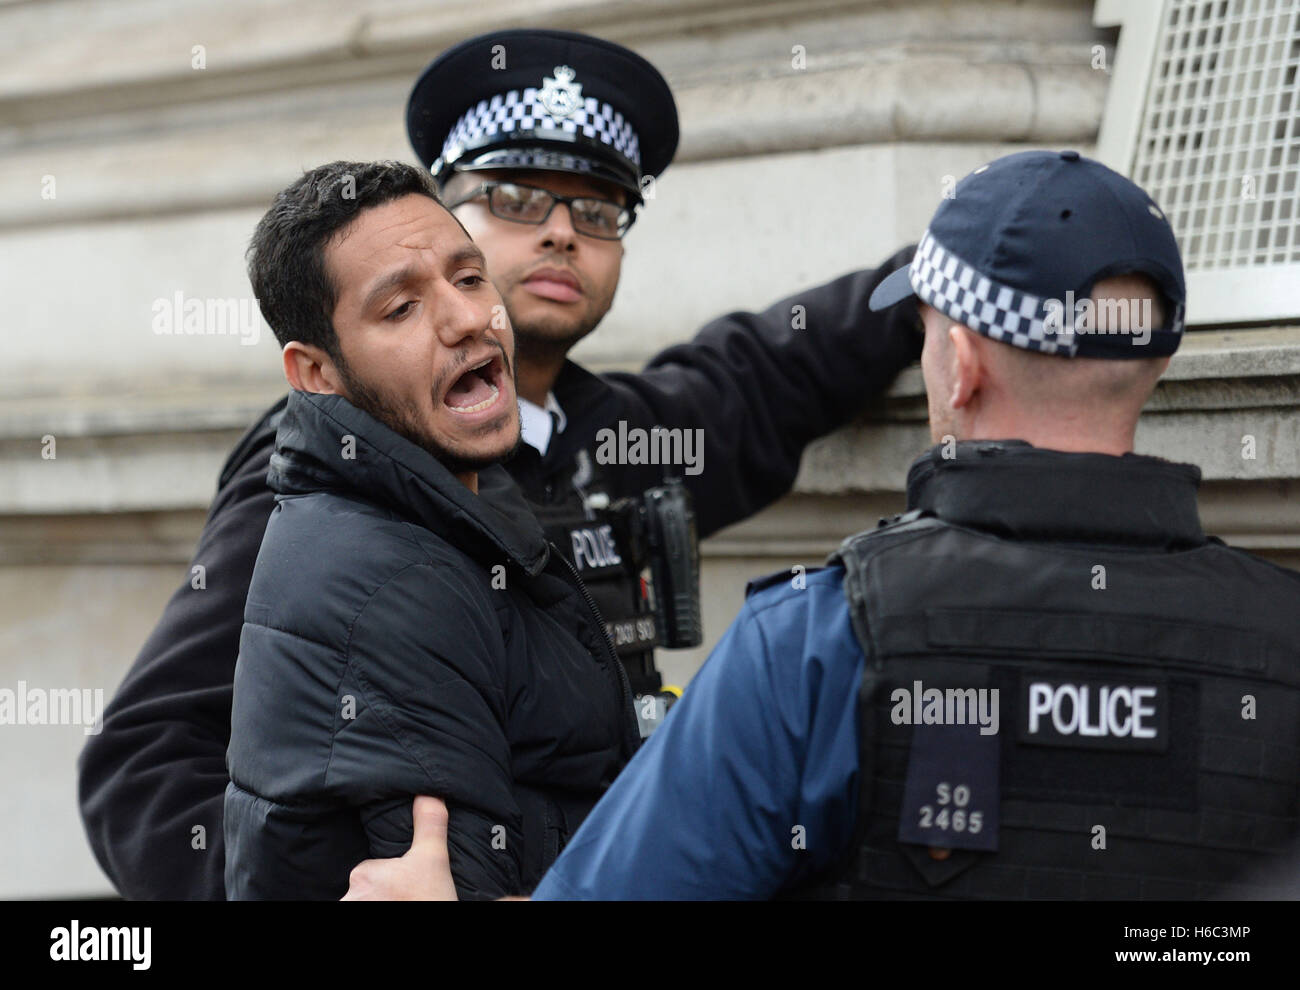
[447,181,635,240]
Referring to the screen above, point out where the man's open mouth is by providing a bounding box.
[443,352,506,414]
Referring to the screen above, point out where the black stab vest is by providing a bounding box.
[794,485,1300,900]
[523,447,664,696]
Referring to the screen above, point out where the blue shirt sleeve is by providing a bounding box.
[532,566,864,900]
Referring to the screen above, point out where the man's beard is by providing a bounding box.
[334,356,521,479]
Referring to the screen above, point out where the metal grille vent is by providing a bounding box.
[1097,0,1300,323]
[1132,0,1300,270]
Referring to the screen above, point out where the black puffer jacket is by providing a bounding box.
[223,390,639,900]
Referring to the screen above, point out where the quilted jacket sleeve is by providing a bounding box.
[225,559,523,901]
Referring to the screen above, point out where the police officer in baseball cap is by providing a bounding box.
[78,28,924,900]
[370,149,1297,901]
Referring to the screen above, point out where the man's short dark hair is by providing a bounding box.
[247,160,442,355]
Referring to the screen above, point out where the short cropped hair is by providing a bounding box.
[247,160,442,355]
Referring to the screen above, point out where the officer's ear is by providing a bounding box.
[283,339,344,395]
[948,323,983,411]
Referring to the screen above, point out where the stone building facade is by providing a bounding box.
[0,0,1295,895]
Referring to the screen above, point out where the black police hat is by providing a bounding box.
[870,150,1187,359]
[407,29,679,204]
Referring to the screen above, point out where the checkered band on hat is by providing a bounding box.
[441,88,641,168]
[908,230,1078,356]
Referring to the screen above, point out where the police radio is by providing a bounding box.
[602,478,703,652]
[639,478,703,649]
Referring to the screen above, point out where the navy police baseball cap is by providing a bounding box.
[870,150,1186,358]
[407,29,679,205]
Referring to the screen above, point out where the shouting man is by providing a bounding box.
[223,160,639,899]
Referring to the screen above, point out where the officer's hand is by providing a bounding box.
[341,795,458,901]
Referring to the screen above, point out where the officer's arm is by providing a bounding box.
[76,405,281,900]
[604,247,920,537]
[532,577,861,900]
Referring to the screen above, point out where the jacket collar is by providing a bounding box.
[542,360,621,466]
[270,390,550,576]
[905,440,1207,550]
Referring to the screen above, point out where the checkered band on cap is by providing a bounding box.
[441,88,641,168]
[908,230,1078,356]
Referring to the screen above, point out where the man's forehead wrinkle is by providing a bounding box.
[343,227,470,274]
[394,235,449,253]
[360,216,437,250]
[390,234,485,264]
[334,204,416,243]
[337,202,446,252]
